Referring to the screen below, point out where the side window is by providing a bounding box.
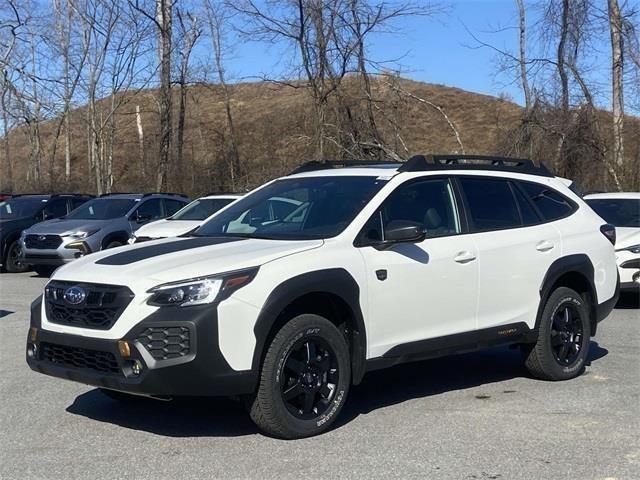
[519,182,575,221]
[512,184,541,226]
[43,198,68,218]
[164,199,186,216]
[358,178,460,244]
[71,197,89,210]
[134,198,163,221]
[459,177,520,231]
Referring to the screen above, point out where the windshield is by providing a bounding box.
[0,197,46,219]
[586,198,640,228]
[194,176,387,240]
[170,198,236,221]
[66,198,137,220]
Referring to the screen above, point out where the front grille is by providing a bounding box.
[136,326,191,360]
[25,234,62,249]
[40,342,120,375]
[45,281,134,330]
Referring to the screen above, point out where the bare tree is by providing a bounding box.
[175,8,201,190]
[515,0,532,110]
[203,0,241,189]
[608,0,625,170]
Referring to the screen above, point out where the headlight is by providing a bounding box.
[147,267,258,307]
[63,229,100,239]
[623,244,640,254]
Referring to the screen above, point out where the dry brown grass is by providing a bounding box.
[2,77,638,195]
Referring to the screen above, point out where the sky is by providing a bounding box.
[217,0,619,111]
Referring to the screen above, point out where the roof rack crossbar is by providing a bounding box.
[398,154,554,177]
[289,160,403,175]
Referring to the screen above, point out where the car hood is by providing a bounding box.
[135,219,200,238]
[25,218,113,235]
[615,227,640,249]
[53,236,324,292]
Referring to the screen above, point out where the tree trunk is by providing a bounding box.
[136,104,146,182]
[156,0,173,191]
[516,0,531,110]
[608,0,625,172]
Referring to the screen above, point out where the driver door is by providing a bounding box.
[356,177,479,358]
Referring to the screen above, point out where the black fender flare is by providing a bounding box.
[251,268,368,385]
[101,231,130,250]
[534,254,597,336]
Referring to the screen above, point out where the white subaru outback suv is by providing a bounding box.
[26,155,619,439]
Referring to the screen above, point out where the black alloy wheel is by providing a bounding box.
[5,240,29,273]
[280,337,339,420]
[550,303,584,366]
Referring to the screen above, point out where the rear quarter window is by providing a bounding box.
[518,181,575,221]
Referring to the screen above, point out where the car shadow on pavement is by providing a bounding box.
[0,309,14,318]
[336,341,608,429]
[67,392,259,437]
[615,292,639,309]
[66,342,608,438]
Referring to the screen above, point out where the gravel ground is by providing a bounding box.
[1,271,639,480]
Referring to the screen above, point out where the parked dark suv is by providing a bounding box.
[0,194,93,273]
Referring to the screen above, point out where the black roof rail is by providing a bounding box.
[51,193,94,197]
[289,160,403,175]
[397,154,554,177]
[142,192,189,198]
[202,192,243,197]
[99,192,138,197]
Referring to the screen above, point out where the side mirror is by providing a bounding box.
[384,220,426,244]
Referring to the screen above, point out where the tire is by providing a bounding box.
[246,314,351,439]
[33,265,55,277]
[523,287,591,381]
[105,240,123,249]
[4,240,29,273]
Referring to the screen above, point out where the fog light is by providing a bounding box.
[27,343,38,359]
[118,340,131,358]
[131,360,143,376]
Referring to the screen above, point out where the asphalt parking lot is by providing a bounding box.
[1,272,638,480]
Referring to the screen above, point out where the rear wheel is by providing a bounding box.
[4,240,29,273]
[246,314,351,439]
[523,287,591,381]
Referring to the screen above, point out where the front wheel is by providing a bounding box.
[4,240,29,273]
[523,287,591,381]
[105,240,123,249]
[246,314,351,439]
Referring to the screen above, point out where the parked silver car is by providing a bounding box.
[20,193,189,275]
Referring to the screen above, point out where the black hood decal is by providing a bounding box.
[96,237,245,266]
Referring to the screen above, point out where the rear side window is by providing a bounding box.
[512,185,541,226]
[43,198,68,218]
[459,178,520,231]
[71,197,89,210]
[135,198,164,220]
[519,182,575,221]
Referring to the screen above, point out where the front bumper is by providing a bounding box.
[26,296,257,397]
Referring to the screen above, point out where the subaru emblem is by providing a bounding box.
[63,286,86,305]
[38,235,46,241]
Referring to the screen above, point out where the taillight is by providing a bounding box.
[600,224,616,245]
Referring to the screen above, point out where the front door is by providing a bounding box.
[356,177,479,358]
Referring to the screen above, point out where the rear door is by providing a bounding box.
[457,176,561,330]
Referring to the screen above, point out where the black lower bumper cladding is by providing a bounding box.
[26,296,257,397]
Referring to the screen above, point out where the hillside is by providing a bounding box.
[2,77,638,195]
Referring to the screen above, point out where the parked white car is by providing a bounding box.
[27,155,619,439]
[585,192,640,292]
[129,194,241,243]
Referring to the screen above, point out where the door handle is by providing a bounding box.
[454,251,476,264]
[536,240,555,252]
